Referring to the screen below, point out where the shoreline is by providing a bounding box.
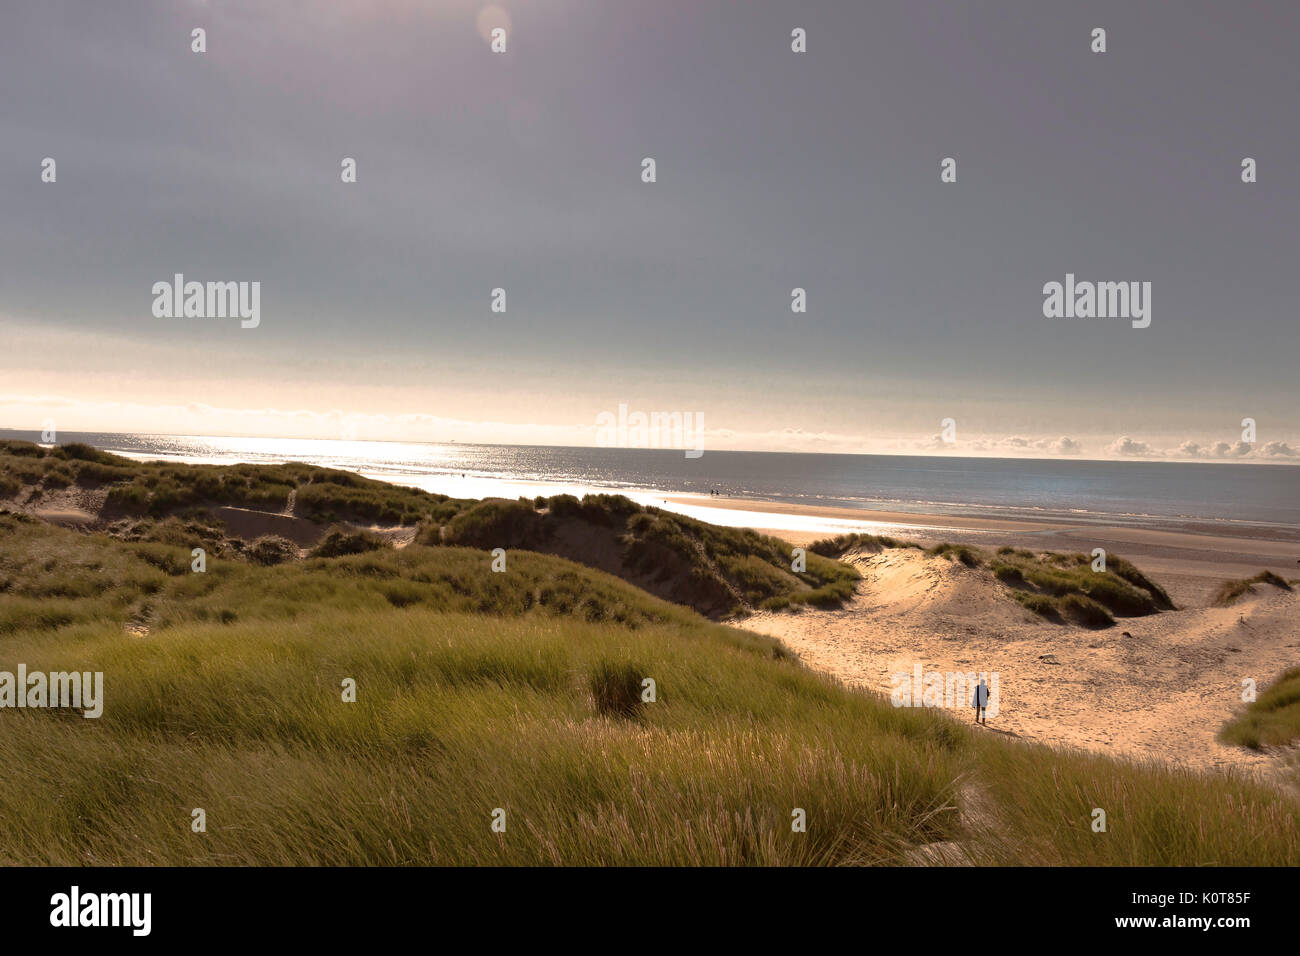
[34,438,1300,606]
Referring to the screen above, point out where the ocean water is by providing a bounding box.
[7,430,1298,536]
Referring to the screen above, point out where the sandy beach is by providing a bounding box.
[671,496,1300,778]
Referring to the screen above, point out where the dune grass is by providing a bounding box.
[990,548,1172,624]
[3,441,859,620]
[0,440,467,526]
[927,542,983,567]
[0,608,965,865]
[2,515,1299,865]
[966,735,1300,865]
[0,512,698,635]
[431,494,860,616]
[309,526,390,558]
[1057,593,1115,628]
[1219,667,1300,751]
[1210,570,1293,607]
[808,532,923,556]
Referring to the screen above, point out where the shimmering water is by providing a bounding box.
[9,431,1297,536]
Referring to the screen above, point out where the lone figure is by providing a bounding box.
[972,677,990,725]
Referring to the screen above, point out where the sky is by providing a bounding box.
[1,0,1297,462]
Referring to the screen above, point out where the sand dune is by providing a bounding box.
[668,493,1300,609]
[734,547,1299,777]
[10,485,422,553]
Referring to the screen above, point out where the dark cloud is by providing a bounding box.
[1,1,1296,449]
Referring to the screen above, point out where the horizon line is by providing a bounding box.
[2,427,1297,468]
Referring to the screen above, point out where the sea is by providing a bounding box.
[4,430,1298,539]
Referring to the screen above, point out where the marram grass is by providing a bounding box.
[1,517,1298,865]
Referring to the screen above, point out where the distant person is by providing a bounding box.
[973,678,990,725]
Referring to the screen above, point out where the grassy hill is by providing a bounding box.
[428,494,858,617]
[0,439,460,525]
[2,507,1298,865]
[0,441,855,619]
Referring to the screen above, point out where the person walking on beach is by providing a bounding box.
[973,677,990,725]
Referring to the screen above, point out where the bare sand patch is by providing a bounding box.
[734,548,1299,778]
[33,506,97,528]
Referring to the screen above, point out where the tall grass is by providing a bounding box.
[0,609,964,865]
[966,736,1300,865]
[1219,666,1300,750]
[4,487,1299,866]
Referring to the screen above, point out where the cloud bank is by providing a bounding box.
[3,394,1297,463]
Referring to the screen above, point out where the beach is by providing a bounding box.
[645,495,1300,778]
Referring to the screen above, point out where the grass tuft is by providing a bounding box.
[589,660,647,720]
[1220,667,1300,750]
[927,542,983,567]
[809,532,923,557]
[1210,570,1293,607]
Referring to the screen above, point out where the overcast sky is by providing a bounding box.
[2,0,1297,461]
